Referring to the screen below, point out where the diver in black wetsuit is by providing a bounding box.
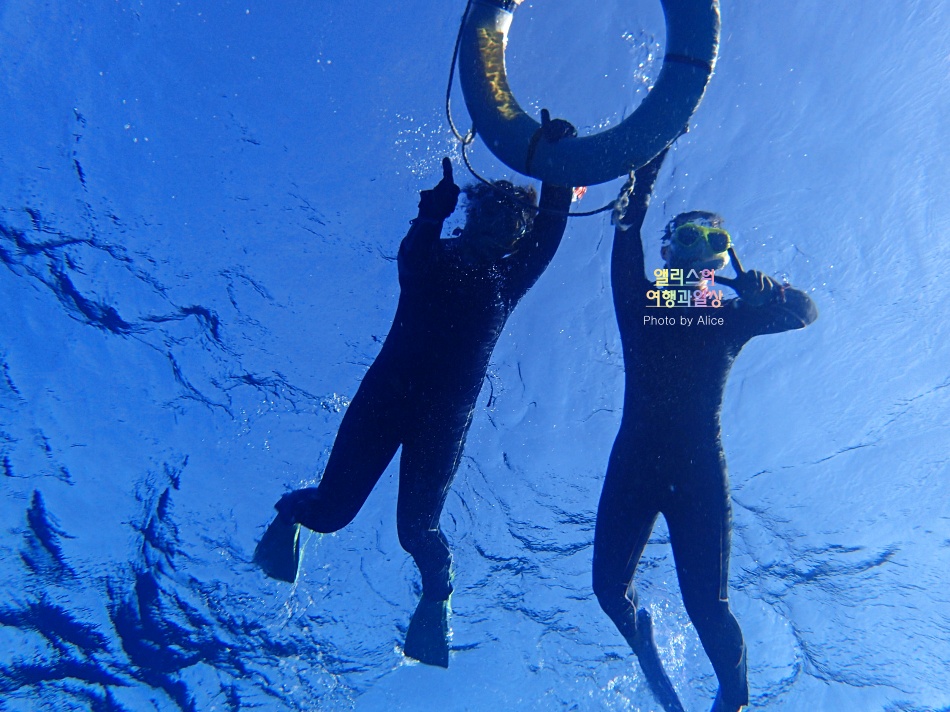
[593,148,817,712]
[255,115,575,668]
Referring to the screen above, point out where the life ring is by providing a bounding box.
[458,0,720,186]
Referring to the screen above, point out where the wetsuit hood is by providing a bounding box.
[460,181,537,260]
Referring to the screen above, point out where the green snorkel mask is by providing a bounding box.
[669,222,732,271]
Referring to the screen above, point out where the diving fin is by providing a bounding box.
[403,596,450,668]
[631,608,687,712]
[710,688,749,712]
[709,687,749,712]
[253,514,301,583]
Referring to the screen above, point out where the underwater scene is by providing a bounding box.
[1,1,948,710]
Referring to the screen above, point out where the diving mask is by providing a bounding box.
[668,222,732,271]
[672,223,731,253]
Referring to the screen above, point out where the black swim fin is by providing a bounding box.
[709,688,748,712]
[403,596,450,668]
[631,608,687,712]
[253,514,301,583]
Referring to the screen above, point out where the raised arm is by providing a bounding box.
[507,181,573,286]
[611,148,669,317]
[717,246,818,337]
[398,157,460,269]
[504,111,576,290]
[728,285,818,338]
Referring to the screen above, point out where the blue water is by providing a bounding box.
[2,1,948,710]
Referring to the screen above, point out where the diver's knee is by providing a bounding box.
[682,586,726,619]
[684,594,742,647]
[593,568,636,611]
[422,572,453,601]
[593,583,641,647]
[593,581,637,628]
[592,577,614,612]
[591,564,612,604]
[396,522,422,554]
[397,522,446,558]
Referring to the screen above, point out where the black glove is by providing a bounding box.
[716,247,784,307]
[540,108,577,143]
[417,157,460,222]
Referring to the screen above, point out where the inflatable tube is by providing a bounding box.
[458,0,720,187]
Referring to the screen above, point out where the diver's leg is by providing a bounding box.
[277,369,402,533]
[398,407,473,667]
[255,369,401,582]
[397,409,472,600]
[593,441,684,712]
[667,454,748,712]
[591,447,656,637]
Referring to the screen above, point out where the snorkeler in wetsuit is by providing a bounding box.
[593,148,817,712]
[255,114,575,668]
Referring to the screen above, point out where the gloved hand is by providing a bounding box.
[540,108,577,143]
[716,247,784,307]
[417,157,460,222]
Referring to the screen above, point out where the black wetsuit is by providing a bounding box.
[283,184,571,601]
[592,163,817,710]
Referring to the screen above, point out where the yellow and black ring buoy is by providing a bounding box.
[458,0,720,187]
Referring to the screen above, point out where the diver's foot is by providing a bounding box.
[629,608,686,712]
[253,513,301,583]
[403,596,450,668]
[710,689,748,712]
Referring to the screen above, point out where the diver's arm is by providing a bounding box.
[718,246,818,336]
[397,218,443,267]
[505,111,576,286]
[611,149,669,317]
[732,284,818,335]
[510,182,573,283]
[399,157,460,266]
